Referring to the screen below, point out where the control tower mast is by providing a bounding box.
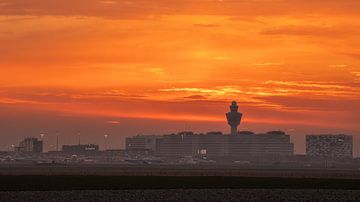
[226,101,243,135]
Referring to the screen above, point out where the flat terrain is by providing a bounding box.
[1,189,360,202]
[1,165,360,201]
[1,164,360,179]
[0,175,360,191]
[0,164,359,202]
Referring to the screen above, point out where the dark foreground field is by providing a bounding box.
[1,189,360,202]
[1,164,360,178]
[0,176,359,202]
[0,175,360,191]
[1,165,360,201]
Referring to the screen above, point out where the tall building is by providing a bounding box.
[18,137,43,153]
[226,101,242,135]
[306,134,353,158]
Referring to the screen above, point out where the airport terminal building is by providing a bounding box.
[16,137,43,153]
[155,131,294,158]
[306,134,353,158]
[126,102,294,159]
[62,144,99,154]
[126,135,158,152]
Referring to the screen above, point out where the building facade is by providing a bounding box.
[18,137,43,153]
[228,131,294,157]
[62,144,99,154]
[125,135,158,151]
[154,131,294,158]
[306,134,353,158]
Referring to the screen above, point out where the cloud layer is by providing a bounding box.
[0,0,360,152]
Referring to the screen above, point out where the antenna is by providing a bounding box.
[56,134,59,152]
[104,134,109,151]
[357,135,359,158]
[78,133,81,145]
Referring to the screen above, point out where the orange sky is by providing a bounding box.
[0,0,359,153]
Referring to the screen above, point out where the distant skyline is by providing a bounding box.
[0,1,359,154]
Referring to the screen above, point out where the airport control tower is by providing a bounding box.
[226,101,243,135]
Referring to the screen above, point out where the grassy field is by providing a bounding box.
[0,175,360,191]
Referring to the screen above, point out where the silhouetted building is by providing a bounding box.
[228,131,294,157]
[126,101,294,159]
[226,101,242,135]
[126,135,159,151]
[155,132,198,157]
[306,134,353,158]
[62,144,99,154]
[155,131,294,158]
[18,137,43,153]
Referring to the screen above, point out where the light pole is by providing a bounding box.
[56,133,59,152]
[104,134,109,151]
[40,133,45,152]
[78,133,81,145]
[49,144,55,151]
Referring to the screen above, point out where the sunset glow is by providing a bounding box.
[0,0,359,153]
